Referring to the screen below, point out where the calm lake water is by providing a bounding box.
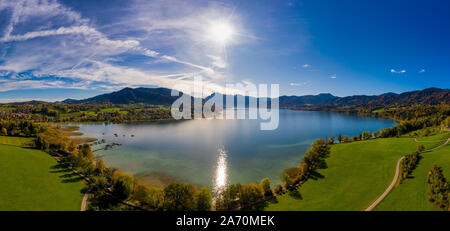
[73,110,395,190]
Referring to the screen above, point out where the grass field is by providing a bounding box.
[100,108,129,114]
[0,136,35,147]
[0,144,84,211]
[372,107,397,113]
[403,126,446,138]
[265,133,448,211]
[374,144,450,211]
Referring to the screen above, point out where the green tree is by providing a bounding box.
[1,127,7,136]
[215,184,241,210]
[337,134,342,143]
[133,184,164,210]
[427,165,450,210]
[163,183,197,211]
[328,136,335,144]
[238,184,263,207]
[95,159,107,176]
[373,130,381,138]
[302,139,330,171]
[91,176,108,193]
[111,171,135,200]
[282,167,301,190]
[417,144,425,153]
[343,136,350,142]
[196,187,212,211]
[259,177,272,196]
[444,116,450,129]
[362,131,371,140]
[79,144,95,160]
[273,184,284,195]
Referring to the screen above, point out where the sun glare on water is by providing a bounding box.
[213,147,228,195]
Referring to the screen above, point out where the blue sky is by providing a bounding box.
[0,0,449,102]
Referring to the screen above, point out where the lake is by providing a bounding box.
[73,109,395,191]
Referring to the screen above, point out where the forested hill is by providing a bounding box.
[279,93,337,106]
[63,87,180,105]
[325,87,449,106]
[61,87,449,107]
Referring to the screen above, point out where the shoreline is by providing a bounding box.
[61,109,398,190]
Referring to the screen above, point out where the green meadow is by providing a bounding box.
[0,140,84,211]
[0,136,36,148]
[375,144,450,211]
[265,132,449,211]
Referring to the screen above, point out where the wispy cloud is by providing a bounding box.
[302,64,310,68]
[0,98,64,103]
[390,69,406,74]
[0,0,249,93]
[0,78,88,92]
[290,81,311,87]
[1,25,100,42]
[419,69,426,73]
[330,74,337,79]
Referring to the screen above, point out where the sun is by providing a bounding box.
[207,21,234,45]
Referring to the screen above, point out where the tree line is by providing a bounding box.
[214,177,273,211]
[88,173,214,211]
[399,145,425,183]
[0,103,172,123]
[427,165,449,211]
[380,116,444,137]
[280,139,330,193]
[0,119,42,136]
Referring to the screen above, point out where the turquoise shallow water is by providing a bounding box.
[73,110,396,188]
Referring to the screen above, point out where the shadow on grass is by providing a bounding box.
[61,176,83,183]
[288,189,303,200]
[267,197,278,204]
[241,201,269,211]
[80,187,90,194]
[309,170,325,180]
[22,146,40,150]
[317,160,328,170]
[48,164,83,184]
[60,172,77,178]
[49,163,72,173]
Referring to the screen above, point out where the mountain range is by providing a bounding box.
[62,87,449,107]
[64,87,179,105]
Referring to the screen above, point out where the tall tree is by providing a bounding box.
[111,171,135,200]
[196,187,212,211]
[259,178,272,196]
[163,183,197,211]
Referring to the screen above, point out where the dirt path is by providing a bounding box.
[420,138,450,152]
[365,138,450,211]
[414,138,447,143]
[364,156,404,211]
[80,188,91,211]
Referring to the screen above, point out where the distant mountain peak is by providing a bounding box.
[63,87,178,105]
[379,92,397,97]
